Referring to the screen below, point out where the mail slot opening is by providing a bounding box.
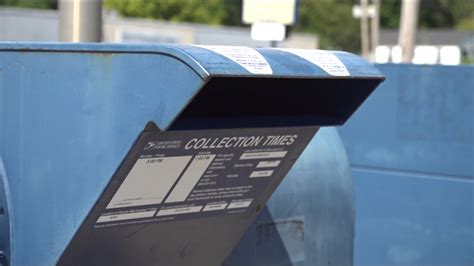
[170,77,382,130]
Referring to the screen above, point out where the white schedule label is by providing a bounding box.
[166,155,216,203]
[250,170,274,178]
[279,48,350,76]
[106,156,191,209]
[257,160,281,168]
[197,45,273,75]
[96,210,156,223]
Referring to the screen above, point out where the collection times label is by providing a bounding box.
[95,127,317,228]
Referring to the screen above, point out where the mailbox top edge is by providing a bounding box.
[0,42,384,79]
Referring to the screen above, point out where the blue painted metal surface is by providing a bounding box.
[339,64,474,266]
[226,127,355,266]
[0,43,383,265]
[0,46,203,266]
[0,158,12,264]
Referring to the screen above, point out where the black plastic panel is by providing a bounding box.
[170,77,383,130]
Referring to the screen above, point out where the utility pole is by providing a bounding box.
[398,0,420,63]
[360,0,370,59]
[59,0,102,42]
[370,0,380,61]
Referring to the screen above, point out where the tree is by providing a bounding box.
[380,0,474,29]
[104,0,241,26]
[0,0,56,9]
[297,0,361,52]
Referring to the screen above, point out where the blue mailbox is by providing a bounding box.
[0,43,383,266]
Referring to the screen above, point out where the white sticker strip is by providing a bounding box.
[197,45,273,75]
[227,200,253,209]
[203,203,228,212]
[240,151,287,160]
[250,170,274,178]
[96,210,156,223]
[106,156,192,209]
[156,206,203,217]
[165,154,216,203]
[279,48,350,76]
[256,160,281,168]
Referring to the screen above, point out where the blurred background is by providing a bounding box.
[0,1,472,266]
[0,0,473,64]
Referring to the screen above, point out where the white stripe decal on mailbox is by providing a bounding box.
[197,45,273,75]
[279,49,350,76]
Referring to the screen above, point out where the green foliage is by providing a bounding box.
[450,0,474,30]
[456,18,474,30]
[0,0,56,9]
[380,0,401,28]
[104,0,242,25]
[220,0,242,26]
[297,0,360,52]
[380,0,474,29]
[420,0,456,28]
